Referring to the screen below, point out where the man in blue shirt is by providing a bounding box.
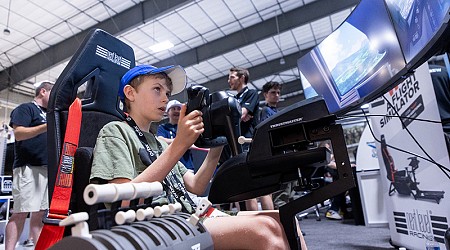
[260,81,285,209]
[157,99,195,171]
[260,81,282,123]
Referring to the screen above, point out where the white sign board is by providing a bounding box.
[369,63,450,249]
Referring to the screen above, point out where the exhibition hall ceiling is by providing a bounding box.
[0,0,357,109]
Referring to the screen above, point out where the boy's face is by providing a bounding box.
[128,75,171,122]
[264,87,281,106]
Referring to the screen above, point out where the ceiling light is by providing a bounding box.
[149,40,174,52]
[276,13,285,66]
[4,0,12,36]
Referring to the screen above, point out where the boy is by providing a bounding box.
[90,64,306,249]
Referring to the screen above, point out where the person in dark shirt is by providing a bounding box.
[228,67,259,143]
[429,64,450,132]
[5,81,53,249]
[224,67,261,211]
[429,63,450,153]
[260,81,282,123]
[260,81,287,209]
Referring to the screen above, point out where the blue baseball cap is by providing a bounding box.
[119,64,187,101]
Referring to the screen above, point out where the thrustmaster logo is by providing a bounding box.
[393,209,448,244]
[270,117,303,129]
[95,45,131,69]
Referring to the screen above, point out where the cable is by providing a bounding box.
[341,114,443,124]
[359,108,450,179]
[382,95,443,166]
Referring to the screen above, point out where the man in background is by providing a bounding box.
[260,81,281,122]
[224,66,260,210]
[259,81,286,209]
[5,81,53,249]
[157,99,195,171]
[429,63,450,153]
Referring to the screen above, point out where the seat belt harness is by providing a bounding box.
[36,98,82,250]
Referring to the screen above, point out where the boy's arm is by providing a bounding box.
[132,104,204,183]
[182,146,223,195]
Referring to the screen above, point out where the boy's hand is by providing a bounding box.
[176,104,204,147]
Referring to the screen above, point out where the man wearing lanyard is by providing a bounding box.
[5,81,53,250]
[223,66,261,211]
[229,67,259,147]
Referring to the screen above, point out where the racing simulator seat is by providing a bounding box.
[380,134,444,204]
[45,29,213,249]
[47,29,132,222]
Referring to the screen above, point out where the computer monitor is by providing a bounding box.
[385,0,450,69]
[298,0,407,115]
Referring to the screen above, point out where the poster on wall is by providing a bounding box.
[369,62,450,249]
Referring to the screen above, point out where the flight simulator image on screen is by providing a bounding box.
[385,0,450,63]
[298,0,406,115]
[316,22,387,98]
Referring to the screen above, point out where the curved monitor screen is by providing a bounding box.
[385,0,450,64]
[298,0,406,115]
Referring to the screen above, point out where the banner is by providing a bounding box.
[369,62,450,249]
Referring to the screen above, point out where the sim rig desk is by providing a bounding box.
[208,97,355,250]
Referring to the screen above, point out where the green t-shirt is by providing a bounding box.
[90,121,192,212]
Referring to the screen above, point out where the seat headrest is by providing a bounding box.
[48,28,135,118]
